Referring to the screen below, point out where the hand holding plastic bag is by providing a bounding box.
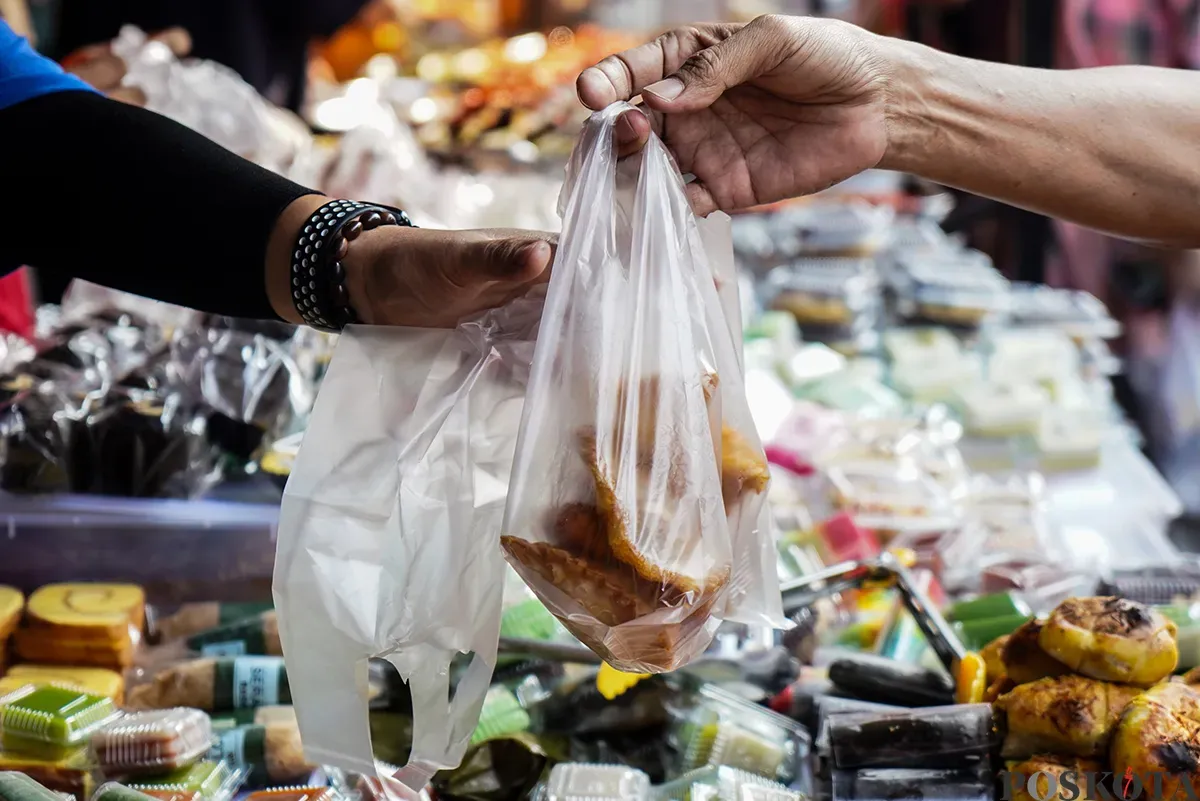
[500,103,784,674]
[273,298,541,795]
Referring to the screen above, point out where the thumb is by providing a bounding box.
[642,16,789,112]
[457,232,555,285]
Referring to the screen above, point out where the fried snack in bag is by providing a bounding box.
[274,300,542,797]
[500,103,785,673]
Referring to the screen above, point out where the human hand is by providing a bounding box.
[63,28,190,105]
[576,15,893,215]
[344,226,556,327]
[267,197,555,328]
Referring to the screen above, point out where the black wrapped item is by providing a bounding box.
[831,766,993,801]
[67,393,212,498]
[170,326,308,464]
[827,654,955,707]
[826,704,996,770]
[0,380,73,493]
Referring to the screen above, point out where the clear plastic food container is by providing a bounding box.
[542,764,650,801]
[824,460,961,533]
[955,382,1049,438]
[0,684,120,760]
[670,681,812,791]
[766,260,880,328]
[1007,283,1121,340]
[771,202,895,257]
[92,708,214,775]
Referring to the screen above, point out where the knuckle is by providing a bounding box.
[681,46,723,85]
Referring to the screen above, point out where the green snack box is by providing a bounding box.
[0,685,119,758]
[90,784,160,801]
[0,771,68,801]
[947,593,1031,623]
[469,687,530,746]
[128,761,236,800]
[953,614,1033,650]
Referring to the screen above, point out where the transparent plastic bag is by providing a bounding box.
[499,103,784,675]
[274,296,543,795]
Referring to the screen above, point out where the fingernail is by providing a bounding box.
[644,77,684,102]
[615,113,638,144]
[523,241,551,266]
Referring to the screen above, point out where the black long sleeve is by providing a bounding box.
[0,89,314,319]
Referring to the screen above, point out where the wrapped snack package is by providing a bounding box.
[125,657,288,712]
[207,721,313,787]
[0,684,119,759]
[152,603,272,644]
[500,102,783,674]
[91,708,212,775]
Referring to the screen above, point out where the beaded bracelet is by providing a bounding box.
[289,199,414,332]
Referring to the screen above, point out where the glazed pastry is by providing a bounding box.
[1110,681,1200,801]
[1038,596,1178,686]
[1002,620,1071,685]
[994,674,1139,758]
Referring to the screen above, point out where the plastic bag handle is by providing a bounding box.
[384,649,495,794]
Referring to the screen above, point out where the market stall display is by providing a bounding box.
[2,15,1197,800]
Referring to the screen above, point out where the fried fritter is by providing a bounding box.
[994,674,1140,758]
[1006,756,1103,801]
[982,634,1010,685]
[500,535,722,672]
[1004,620,1072,685]
[1111,681,1200,800]
[1040,597,1178,686]
[720,425,770,506]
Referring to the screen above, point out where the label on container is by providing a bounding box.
[201,640,247,657]
[232,658,281,708]
[208,724,267,784]
[189,617,267,657]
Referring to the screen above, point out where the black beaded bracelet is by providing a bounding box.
[289,199,414,332]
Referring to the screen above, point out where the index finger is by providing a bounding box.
[576,23,740,110]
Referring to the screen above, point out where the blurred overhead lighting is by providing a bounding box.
[409,97,438,124]
[504,32,547,64]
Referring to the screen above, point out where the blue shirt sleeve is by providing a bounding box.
[0,19,95,111]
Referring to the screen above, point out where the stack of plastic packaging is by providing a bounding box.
[0,281,336,503]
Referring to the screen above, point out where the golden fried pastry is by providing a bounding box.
[1111,681,1200,799]
[1005,756,1103,801]
[1040,597,1178,686]
[985,675,1016,704]
[995,674,1140,758]
[982,634,1010,685]
[1182,666,1200,686]
[1004,620,1072,685]
[720,425,770,506]
[581,432,729,596]
[500,535,722,672]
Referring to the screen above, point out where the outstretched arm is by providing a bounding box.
[884,39,1200,248]
[579,15,1200,248]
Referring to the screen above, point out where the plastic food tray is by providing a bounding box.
[0,494,278,604]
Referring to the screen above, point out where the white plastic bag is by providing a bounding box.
[499,103,784,674]
[273,296,542,795]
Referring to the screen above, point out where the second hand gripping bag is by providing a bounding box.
[501,102,786,674]
[273,297,543,797]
